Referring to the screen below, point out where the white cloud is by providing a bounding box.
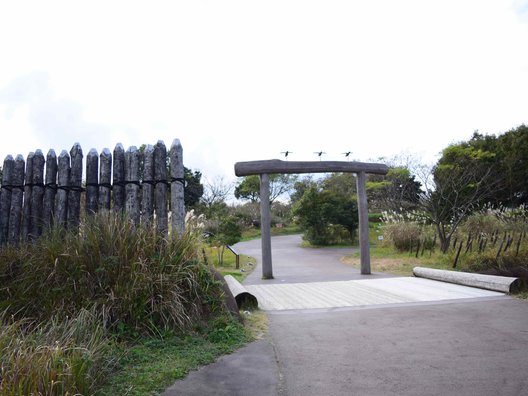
[0,0,527,183]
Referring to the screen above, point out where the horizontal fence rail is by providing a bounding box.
[0,139,185,247]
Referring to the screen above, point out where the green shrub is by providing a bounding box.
[293,186,358,246]
[303,224,352,246]
[382,221,422,252]
[0,212,225,336]
[465,249,528,274]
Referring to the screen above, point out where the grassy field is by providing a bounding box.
[342,244,452,276]
[342,223,466,276]
[202,245,256,282]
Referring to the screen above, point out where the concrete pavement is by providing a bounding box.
[240,234,392,285]
[269,297,528,396]
[163,235,528,396]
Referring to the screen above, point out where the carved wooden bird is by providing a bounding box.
[314,151,326,160]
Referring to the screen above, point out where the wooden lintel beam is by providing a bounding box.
[234,159,389,176]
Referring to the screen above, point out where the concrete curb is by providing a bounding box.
[224,275,259,309]
[413,266,521,293]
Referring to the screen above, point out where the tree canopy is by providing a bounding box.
[434,124,528,208]
[366,167,421,212]
[234,174,296,203]
[184,167,204,209]
[293,181,358,246]
[416,124,528,252]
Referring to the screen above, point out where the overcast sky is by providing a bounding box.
[1,0,527,184]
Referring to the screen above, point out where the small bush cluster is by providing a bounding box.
[381,210,434,252]
[303,224,351,246]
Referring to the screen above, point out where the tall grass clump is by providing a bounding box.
[0,212,223,336]
[0,308,114,395]
[381,210,434,252]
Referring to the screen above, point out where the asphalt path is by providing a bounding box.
[163,235,528,396]
[240,234,392,285]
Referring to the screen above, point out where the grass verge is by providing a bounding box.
[202,246,257,282]
[97,318,250,395]
[342,245,452,276]
[97,309,268,395]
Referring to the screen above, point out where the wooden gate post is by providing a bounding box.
[260,173,273,279]
[356,171,371,275]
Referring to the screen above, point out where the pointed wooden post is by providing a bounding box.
[85,149,99,215]
[56,150,70,227]
[42,149,57,230]
[67,143,83,230]
[98,149,112,211]
[170,139,185,236]
[0,155,14,246]
[21,152,34,241]
[8,155,25,244]
[113,144,125,213]
[356,171,371,274]
[141,145,154,226]
[260,173,273,279]
[154,141,168,234]
[125,146,140,225]
[29,150,45,239]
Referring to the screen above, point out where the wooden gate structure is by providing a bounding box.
[235,159,388,279]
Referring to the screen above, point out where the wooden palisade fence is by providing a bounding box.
[0,139,185,247]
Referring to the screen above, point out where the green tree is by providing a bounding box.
[184,167,204,209]
[419,144,498,253]
[234,174,296,203]
[293,186,358,245]
[213,216,242,265]
[494,124,528,206]
[366,167,421,212]
[321,173,357,196]
[290,176,317,204]
[434,125,528,208]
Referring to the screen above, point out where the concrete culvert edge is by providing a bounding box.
[224,275,259,309]
[413,266,521,293]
